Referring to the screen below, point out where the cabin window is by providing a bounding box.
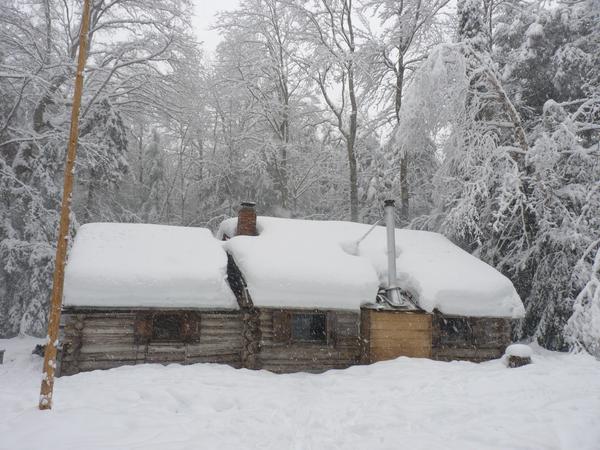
[152,314,184,341]
[291,313,327,343]
[439,317,473,345]
[134,312,200,344]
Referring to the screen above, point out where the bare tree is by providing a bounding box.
[363,0,450,222]
[291,0,364,222]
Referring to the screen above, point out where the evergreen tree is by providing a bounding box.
[140,129,168,222]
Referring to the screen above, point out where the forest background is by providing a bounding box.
[1,0,598,356]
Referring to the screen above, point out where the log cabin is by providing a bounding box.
[58,202,525,376]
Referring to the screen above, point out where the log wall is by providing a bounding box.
[257,308,362,373]
[431,312,511,362]
[59,309,242,376]
[58,307,513,376]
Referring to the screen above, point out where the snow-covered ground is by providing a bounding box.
[1,337,599,450]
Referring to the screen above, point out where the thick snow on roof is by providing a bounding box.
[218,216,524,317]
[64,223,237,309]
[221,219,380,311]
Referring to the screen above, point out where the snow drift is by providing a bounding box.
[1,336,600,450]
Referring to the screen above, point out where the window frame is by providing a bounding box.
[272,309,335,346]
[290,312,328,344]
[134,311,200,344]
[438,316,474,346]
[151,313,184,342]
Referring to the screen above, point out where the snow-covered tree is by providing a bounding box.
[566,243,600,358]
[360,0,449,223]
[0,0,199,335]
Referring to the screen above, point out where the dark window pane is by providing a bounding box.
[440,317,473,344]
[152,314,182,341]
[291,313,327,343]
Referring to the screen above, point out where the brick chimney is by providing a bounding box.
[236,202,257,236]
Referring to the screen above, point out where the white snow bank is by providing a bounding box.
[64,223,237,309]
[219,217,524,317]
[2,336,600,450]
[505,344,533,358]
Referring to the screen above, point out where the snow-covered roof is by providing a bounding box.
[63,223,237,309]
[220,219,380,311]
[218,216,524,318]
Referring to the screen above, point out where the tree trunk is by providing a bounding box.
[278,102,289,210]
[347,0,359,222]
[400,156,409,222]
[394,54,405,120]
[84,168,97,222]
[395,52,409,223]
[347,137,359,222]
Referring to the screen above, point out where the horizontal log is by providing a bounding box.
[185,354,241,365]
[199,333,242,343]
[260,359,356,368]
[432,347,503,360]
[259,346,360,362]
[198,332,242,341]
[79,343,139,354]
[261,362,354,374]
[334,336,361,346]
[79,334,135,346]
[63,353,145,363]
[147,342,186,351]
[76,360,139,371]
[200,316,242,324]
[199,326,242,334]
[199,326,241,334]
[199,329,241,337]
[80,334,240,346]
[197,314,241,322]
[145,355,185,363]
[72,313,137,321]
[81,328,135,338]
[185,342,242,355]
[81,316,136,324]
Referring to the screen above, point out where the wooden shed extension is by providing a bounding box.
[361,308,432,363]
[359,307,512,364]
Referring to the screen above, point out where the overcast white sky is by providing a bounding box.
[192,0,241,52]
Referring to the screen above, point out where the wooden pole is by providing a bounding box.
[39,0,92,410]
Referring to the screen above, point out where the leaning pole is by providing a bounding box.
[39,0,92,410]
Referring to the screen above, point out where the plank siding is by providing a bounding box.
[362,309,433,363]
[58,309,242,376]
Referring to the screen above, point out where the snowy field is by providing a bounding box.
[1,337,599,450]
